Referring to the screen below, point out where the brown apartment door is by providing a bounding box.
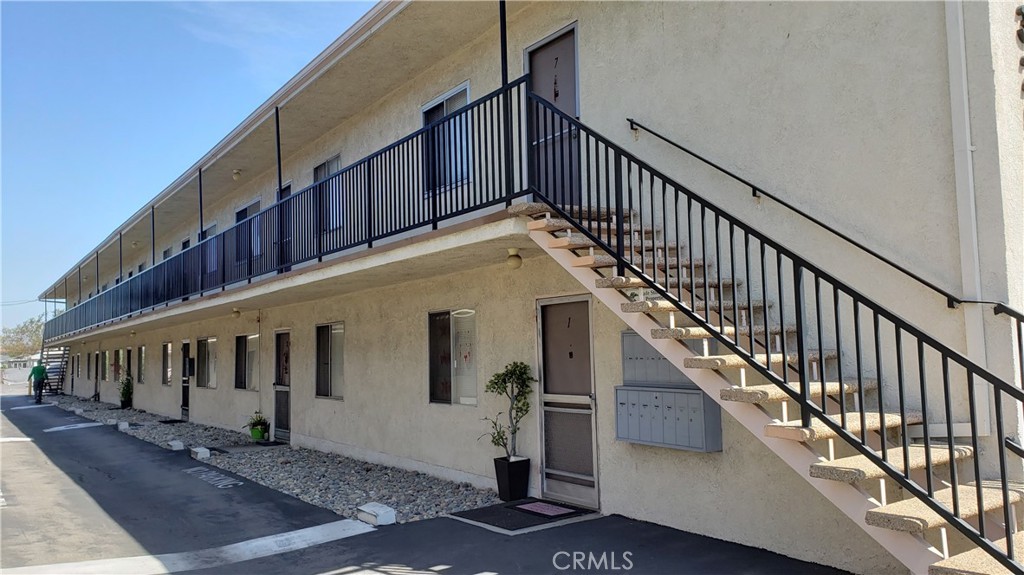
[274,332,291,441]
[539,298,598,509]
[93,352,100,400]
[529,28,580,207]
[181,341,191,421]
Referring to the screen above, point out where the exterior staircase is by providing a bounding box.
[40,346,68,394]
[511,87,1024,575]
[37,71,1021,574]
[515,199,1021,573]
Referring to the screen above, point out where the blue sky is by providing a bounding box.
[1,1,373,329]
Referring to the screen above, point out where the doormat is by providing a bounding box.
[514,501,577,517]
[158,419,186,424]
[450,498,594,533]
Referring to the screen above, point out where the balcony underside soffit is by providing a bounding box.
[52,215,541,344]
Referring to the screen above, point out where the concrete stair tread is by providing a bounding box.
[651,324,791,340]
[810,444,973,483]
[596,276,738,290]
[720,379,878,405]
[765,411,922,442]
[866,483,1024,535]
[930,532,1024,575]
[644,259,710,272]
[574,254,705,269]
[508,202,634,220]
[548,235,683,254]
[683,349,836,370]
[621,299,763,315]
[526,216,658,236]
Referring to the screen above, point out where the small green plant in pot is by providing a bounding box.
[245,411,270,440]
[118,374,133,409]
[481,361,536,501]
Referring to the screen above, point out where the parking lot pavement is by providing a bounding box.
[2,392,849,575]
[179,512,850,575]
[0,393,350,573]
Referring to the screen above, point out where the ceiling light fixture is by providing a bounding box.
[232,169,242,181]
[506,247,523,270]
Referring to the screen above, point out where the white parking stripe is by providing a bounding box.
[43,422,105,433]
[0,437,33,443]
[4,519,375,574]
[10,403,56,410]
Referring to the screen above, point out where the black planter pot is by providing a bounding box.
[120,399,131,409]
[493,456,530,501]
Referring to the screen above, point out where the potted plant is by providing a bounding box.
[118,374,133,409]
[245,411,270,440]
[481,361,536,501]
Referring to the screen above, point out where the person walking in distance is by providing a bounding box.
[28,361,47,404]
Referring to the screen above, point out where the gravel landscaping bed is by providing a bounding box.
[52,396,251,449]
[207,447,500,523]
[51,395,500,523]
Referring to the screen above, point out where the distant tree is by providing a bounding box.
[1,315,44,358]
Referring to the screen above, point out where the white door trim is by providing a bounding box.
[524,22,580,118]
[536,294,599,509]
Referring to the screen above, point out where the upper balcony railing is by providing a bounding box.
[44,77,529,341]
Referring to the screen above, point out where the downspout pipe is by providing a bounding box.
[198,168,204,240]
[151,206,156,267]
[945,0,990,435]
[275,107,284,196]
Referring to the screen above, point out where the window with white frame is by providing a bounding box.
[314,154,341,183]
[138,346,146,384]
[199,224,218,275]
[315,154,344,231]
[113,349,124,381]
[162,247,173,261]
[428,309,477,405]
[423,86,470,194]
[197,338,217,388]
[315,322,344,399]
[161,343,172,386]
[235,201,261,262]
[234,334,259,390]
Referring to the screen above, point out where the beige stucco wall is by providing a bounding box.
[80,1,1005,358]
[46,3,1022,572]
[60,246,902,573]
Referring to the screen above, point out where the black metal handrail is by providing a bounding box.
[626,118,965,308]
[41,74,1024,572]
[533,97,1023,572]
[44,76,530,341]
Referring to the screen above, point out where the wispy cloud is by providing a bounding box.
[172,2,368,92]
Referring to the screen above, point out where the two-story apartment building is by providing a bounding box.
[38,2,1024,573]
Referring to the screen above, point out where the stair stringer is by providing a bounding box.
[529,228,941,575]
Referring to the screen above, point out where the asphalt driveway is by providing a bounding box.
[1,391,847,574]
